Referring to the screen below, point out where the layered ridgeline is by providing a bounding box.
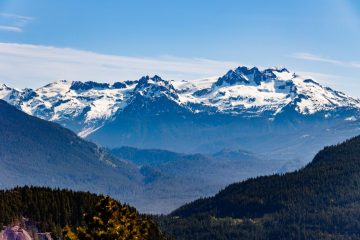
[0,100,275,213]
[110,147,275,213]
[157,135,360,240]
[1,66,360,163]
[0,186,165,239]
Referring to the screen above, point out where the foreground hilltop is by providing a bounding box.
[1,66,360,161]
[0,186,165,239]
[157,135,360,239]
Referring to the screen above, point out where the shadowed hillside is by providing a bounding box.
[157,135,360,239]
[0,100,142,200]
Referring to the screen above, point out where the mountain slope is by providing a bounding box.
[0,100,142,199]
[157,135,360,239]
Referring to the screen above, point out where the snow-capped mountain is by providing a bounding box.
[0,79,137,136]
[175,66,360,116]
[1,66,360,160]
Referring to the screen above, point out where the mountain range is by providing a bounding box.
[1,66,360,164]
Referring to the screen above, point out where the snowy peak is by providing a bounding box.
[214,69,249,87]
[213,66,292,88]
[272,67,290,73]
[133,75,179,101]
[0,85,25,107]
[42,79,72,90]
[0,66,359,137]
[179,66,360,116]
[234,66,264,85]
[70,81,128,91]
[0,84,15,101]
[70,81,111,91]
[290,77,360,114]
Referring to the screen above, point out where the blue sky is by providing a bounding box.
[0,0,360,96]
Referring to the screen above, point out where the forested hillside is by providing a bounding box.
[157,136,360,239]
[0,186,166,239]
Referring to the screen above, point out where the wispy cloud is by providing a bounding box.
[298,71,345,84]
[0,13,33,21]
[0,42,241,88]
[293,53,341,65]
[0,13,33,33]
[0,25,22,32]
[293,52,360,69]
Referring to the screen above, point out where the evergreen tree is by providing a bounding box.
[64,196,165,240]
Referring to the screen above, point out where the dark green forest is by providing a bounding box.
[0,186,165,239]
[156,135,360,240]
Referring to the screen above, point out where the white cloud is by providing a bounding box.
[293,52,360,69]
[298,71,344,84]
[0,13,33,33]
[350,62,360,68]
[0,13,33,22]
[0,25,22,32]
[0,42,241,88]
[293,53,341,65]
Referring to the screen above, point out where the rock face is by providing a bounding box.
[36,233,53,240]
[0,226,33,240]
[0,226,53,240]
